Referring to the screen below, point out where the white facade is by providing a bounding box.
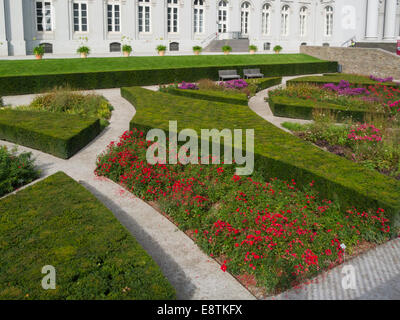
[0,0,400,56]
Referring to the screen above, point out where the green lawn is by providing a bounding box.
[0,172,176,299]
[122,87,400,227]
[0,54,322,76]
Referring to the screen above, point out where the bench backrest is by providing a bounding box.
[243,68,261,74]
[218,70,238,76]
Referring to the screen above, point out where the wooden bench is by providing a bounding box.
[218,70,241,81]
[243,69,264,79]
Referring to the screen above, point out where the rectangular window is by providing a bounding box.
[107,3,120,32]
[167,1,179,33]
[194,8,204,33]
[73,2,88,32]
[138,0,151,33]
[36,1,52,32]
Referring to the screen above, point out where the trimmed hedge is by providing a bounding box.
[269,95,382,122]
[287,74,399,88]
[0,171,176,299]
[165,78,282,106]
[0,62,336,96]
[0,109,101,159]
[122,86,400,229]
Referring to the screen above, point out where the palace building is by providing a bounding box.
[0,0,399,56]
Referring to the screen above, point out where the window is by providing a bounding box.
[110,42,121,52]
[194,0,204,34]
[138,0,151,33]
[40,43,53,53]
[36,1,53,32]
[73,1,88,32]
[299,6,307,37]
[300,42,307,46]
[264,42,271,51]
[167,0,179,33]
[218,1,228,33]
[107,1,120,33]
[325,6,333,37]
[262,3,271,35]
[322,42,330,47]
[241,2,250,36]
[281,5,289,36]
[170,42,179,51]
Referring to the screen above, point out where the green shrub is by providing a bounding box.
[249,45,258,52]
[33,46,44,57]
[121,87,400,228]
[122,44,132,53]
[0,146,39,197]
[77,46,90,55]
[0,61,337,96]
[222,45,232,52]
[0,109,101,159]
[273,45,283,53]
[193,46,202,52]
[0,171,176,299]
[156,45,167,52]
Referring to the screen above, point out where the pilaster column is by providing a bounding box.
[0,0,8,55]
[383,0,397,40]
[7,0,25,55]
[365,0,380,39]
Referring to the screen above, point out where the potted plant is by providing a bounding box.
[122,44,132,57]
[156,45,167,56]
[193,45,202,55]
[33,45,44,60]
[222,45,232,55]
[249,45,258,54]
[77,46,90,58]
[273,45,282,54]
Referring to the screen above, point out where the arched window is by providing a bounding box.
[300,42,307,46]
[138,0,151,33]
[240,2,251,36]
[40,42,53,54]
[281,5,289,36]
[167,0,179,33]
[299,6,307,37]
[262,3,271,35]
[325,6,333,37]
[110,42,121,52]
[194,0,205,34]
[218,1,228,33]
[322,42,330,47]
[169,42,179,51]
[263,42,271,51]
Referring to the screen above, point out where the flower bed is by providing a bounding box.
[0,146,39,197]
[0,171,176,299]
[96,128,392,294]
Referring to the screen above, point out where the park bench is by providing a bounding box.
[243,68,264,79]
[218,70,241,81]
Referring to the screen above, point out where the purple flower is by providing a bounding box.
[370,75,393,83]
[221,79,249,89]
[178,81,198,90]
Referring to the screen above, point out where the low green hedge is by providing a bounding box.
[0,62,336,96]
[0,110,101,159]
[122,87,400,229]
[288,74,399,88]
[247,77,282,92]
[269,95,382,122]
[0,171,176,299]
[164,88,249,106]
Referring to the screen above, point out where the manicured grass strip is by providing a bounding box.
[0,172,176,300]
[0,58,335,96]
[288,74,399,88]
[269,95,382,122]
[122,87,400,228]
[0,109,101,159]
[0,54,322,76]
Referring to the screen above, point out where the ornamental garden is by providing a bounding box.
[0,53,399,299]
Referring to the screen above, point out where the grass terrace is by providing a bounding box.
[0,54,322,76]
[0,172,175,299]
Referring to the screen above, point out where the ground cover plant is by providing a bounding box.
[18,87,113,128]
[121,87,400,227]
[0,171,176,299]
[0,109,101,159]
[95,128,393,295]
[0,146,39,197]
[0,55,335,95]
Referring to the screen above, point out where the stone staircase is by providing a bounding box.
[203,39,250,53]
[355,42,397,54]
